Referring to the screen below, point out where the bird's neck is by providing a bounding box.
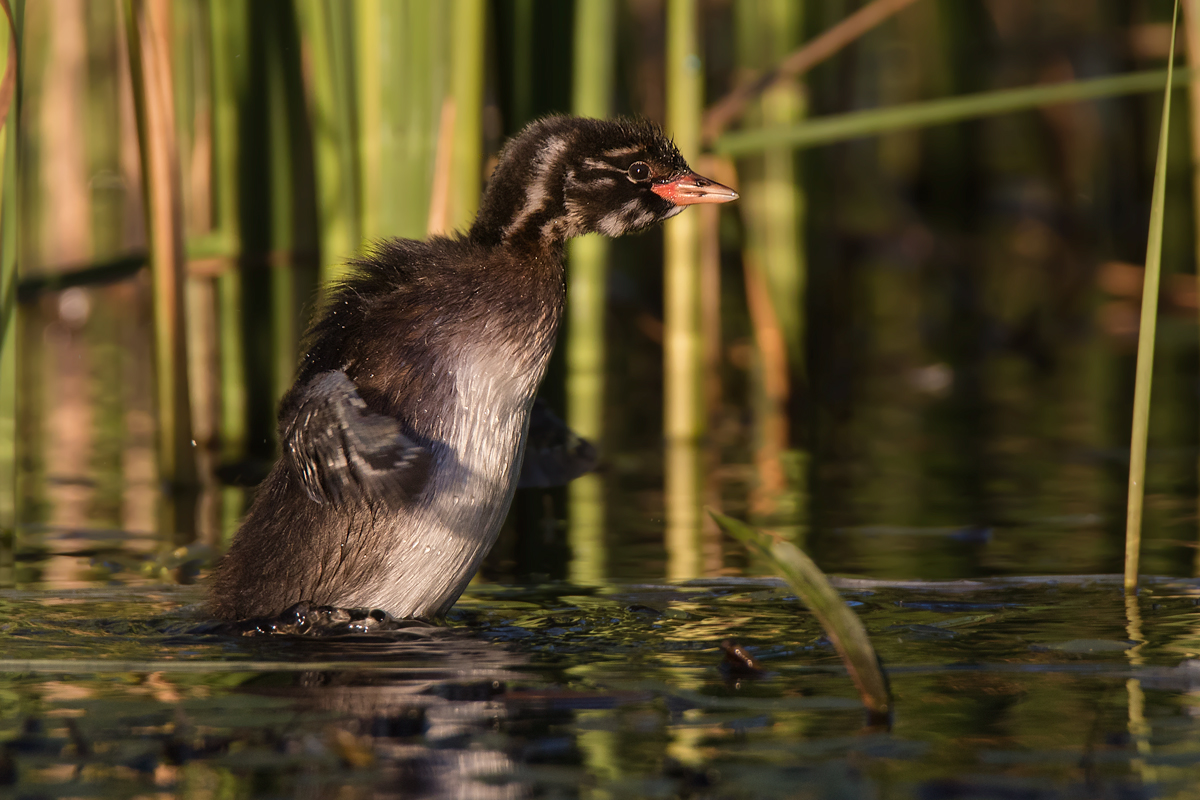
[469,129,579,252]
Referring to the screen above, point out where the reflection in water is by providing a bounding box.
[12,1,1200,792]
[243,646,529,798]
[2,618,540,798]
[568,472,605,586]
[8,579,1200,796]
[665,437,702,582]
[261,673,521,798]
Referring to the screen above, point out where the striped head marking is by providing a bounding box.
[470,116,738,249]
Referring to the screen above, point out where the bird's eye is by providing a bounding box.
[627,161,651,182]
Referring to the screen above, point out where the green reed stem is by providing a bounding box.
[356,1,445,241]
[664,0,705,580]
[510,0,535,128]
[0,3,16,545]
[703,0,917,144]
[355,0,381,241]
[717,67,1193,156]
[566,0,616,586]
[567,0,615,445]
[401,3,449,239]
[732,0,806,524]
[298,0,360,284]
[208,0,246,462]
[449,0,485,231]
[387,3,444,240]
[1184,0,1200,575]
[264,6,315,410]
[1125,1,1179,594]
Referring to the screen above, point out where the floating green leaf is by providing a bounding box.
[709,509,890,719]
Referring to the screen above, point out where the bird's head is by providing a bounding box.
[470,116,738,249]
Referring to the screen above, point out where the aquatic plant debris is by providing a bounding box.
[708,509,891,720]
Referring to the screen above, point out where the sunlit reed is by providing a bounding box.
[1184,0,1200,574]
[733,0,805,521]
[299,0,360,285]
[664,0,705,580]
[448,0,485,232]
[0,0,16,551]
[566,0,616,586]
[123,0,197,539]
[1125,0,1180,594]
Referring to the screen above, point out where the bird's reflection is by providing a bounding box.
[221,616,539,798]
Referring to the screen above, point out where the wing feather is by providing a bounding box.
[283,370,431,508]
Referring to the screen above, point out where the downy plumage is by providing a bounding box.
[208,116,737,621]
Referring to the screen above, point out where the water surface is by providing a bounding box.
[5,574,1200,798]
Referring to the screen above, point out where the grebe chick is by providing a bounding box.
[207,116,737,621]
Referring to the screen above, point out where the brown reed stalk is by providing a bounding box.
[123,0,198,532]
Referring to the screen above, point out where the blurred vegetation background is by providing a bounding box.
[1,0,1198,590]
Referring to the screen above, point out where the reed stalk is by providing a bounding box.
[264,28,296,412]
[207,0,245,467]
[0,0,16,548]
[733,0,806,520]
[172,3,221,545]
[83,0,125,262]
[427,98,455,236]
[123,0,197,537]
[170,1,201,237]
[266,61,297,409]
[567,0,616,586]
[698,157,727,429]
[40,0,91,267]
[1125,1,1179,594]
[1184,0,1200,574]
[716,67,1195,156]
[399,4,449,240]
[356,2,447,241]
[448,0,485,231]
[510,0,535,128]
[298,0,360,284]
[567,0,615,441]
[355,0,381,241]
[704,0,917,143]
[258,3,316,416]
[233,4,276,458]
[664,0,705,581]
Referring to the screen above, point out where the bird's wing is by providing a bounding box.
[282,369,432,509]
[518,398,599,488]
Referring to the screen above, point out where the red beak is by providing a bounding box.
[651,172,739,206]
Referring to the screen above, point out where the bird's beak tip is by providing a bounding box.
[652,172,739,206]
